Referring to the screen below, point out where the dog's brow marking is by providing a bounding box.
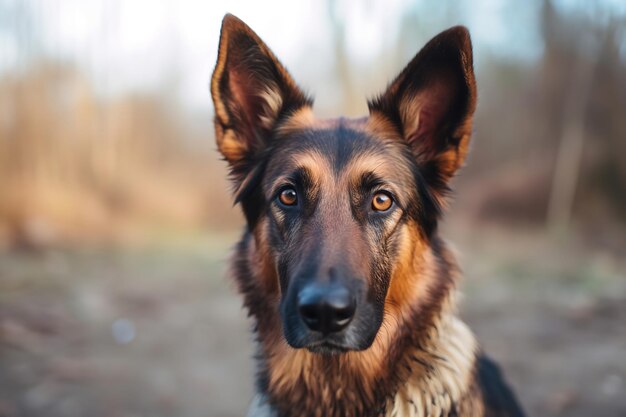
[266,150,332,201]
[343,151,412,180]
[343,153,388,177]
[290,150,333,184]
[340,152,413,207]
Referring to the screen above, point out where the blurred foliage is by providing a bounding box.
[0,63,239,248]
[0,0,625,250]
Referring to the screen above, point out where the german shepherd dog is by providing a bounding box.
[210,14,526,417]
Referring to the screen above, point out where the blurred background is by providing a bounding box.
[0,0,625,416]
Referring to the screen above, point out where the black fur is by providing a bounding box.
[478,356,527,417]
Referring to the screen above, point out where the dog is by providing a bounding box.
[210,13,526,417]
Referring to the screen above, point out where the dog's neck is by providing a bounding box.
[237,233,481,417]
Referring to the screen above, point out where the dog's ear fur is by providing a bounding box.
[369,26,476,204]
[211,14,312,182]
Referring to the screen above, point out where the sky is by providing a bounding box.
[0,0,623,112]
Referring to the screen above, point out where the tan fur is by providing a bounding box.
[216,126,249,165]
[257,88,283,129]
[364,112,403,142]
[210,20,231,126]
[385,224,423,312]
[275,107,318,136]
[251,218,280,295]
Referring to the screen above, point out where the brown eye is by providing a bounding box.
[278,188,298,206]
[372,192,393,212]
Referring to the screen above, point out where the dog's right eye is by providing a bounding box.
[278,187,298,206]
[371,191,393,212]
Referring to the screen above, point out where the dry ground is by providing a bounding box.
[0,229,625,417]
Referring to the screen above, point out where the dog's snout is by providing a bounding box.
[297,284,356,334]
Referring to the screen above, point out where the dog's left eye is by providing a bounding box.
[278,187,298,206]
[371,191,393,212]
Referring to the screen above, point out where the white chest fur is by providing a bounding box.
[388,317,480,417]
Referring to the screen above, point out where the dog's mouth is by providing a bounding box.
[281,290,384,354]
[305,340,351,355]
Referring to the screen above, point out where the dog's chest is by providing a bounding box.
[386,318,481,417]
[248,318,480,417]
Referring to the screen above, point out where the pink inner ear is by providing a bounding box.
[405,78,456,149]
[228,69,258,121]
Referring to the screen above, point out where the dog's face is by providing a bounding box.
[258,124,425,353]
[211,15,476,354]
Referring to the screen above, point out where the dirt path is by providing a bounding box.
[0,233,624,417]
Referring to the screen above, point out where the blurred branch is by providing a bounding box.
[546,26,609,235]
[327,0,355,113]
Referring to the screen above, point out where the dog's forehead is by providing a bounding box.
[267,118,398,177]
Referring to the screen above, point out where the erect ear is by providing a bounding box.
[211,14,312,182]
[368,26,476,203]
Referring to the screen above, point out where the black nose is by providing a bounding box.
[297,284,356,334]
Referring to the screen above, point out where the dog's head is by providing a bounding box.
[211,14,476,354]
